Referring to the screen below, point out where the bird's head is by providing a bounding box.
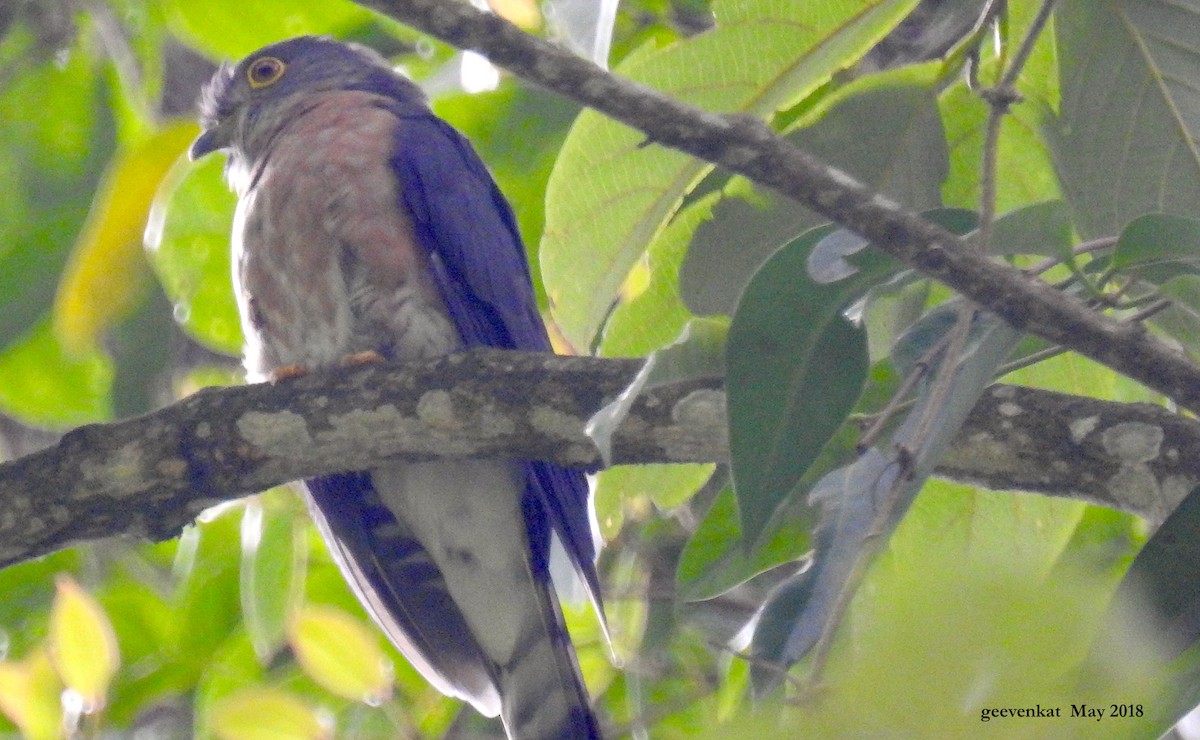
[190,36,425,163]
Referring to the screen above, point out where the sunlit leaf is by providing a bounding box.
[0,648,63,740]
[52,120,198,355]
[544,0,921,348]
[49,575,120,710]
[209,685,330,740]
[240,496,306,661]
[594,463,715,539]
[165,0,373,59]
[149,155,242,354]
[0,318,112,428]
[288,604,392,704]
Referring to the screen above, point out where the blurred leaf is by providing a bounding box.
[1111,213,1200,284]
[778,484,1159,737]
[594,463,715,539]
[1154,274,1200,352]
[240,496,306,662]
[52,120,198,355]
[0,648,62,740]
[49,575,120,710]
[149,154,242,355]
[209,685,330,740]
[288,604,392,704]
[676,485,809,601]
[1052,0,1200,239]
[1103,484,1200,659]
[727,226,877,545]
[988,199,1073,258]
[172,507,244,670]
[165,0,373,59]
[193,630,265,740]
[544,0,921,348]
[681,62,946,315]
[0,27,115,352]
[0,318,112,428]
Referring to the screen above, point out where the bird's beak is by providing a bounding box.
[189,123,228,161]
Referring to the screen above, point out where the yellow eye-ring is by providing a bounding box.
[246,56,286,88]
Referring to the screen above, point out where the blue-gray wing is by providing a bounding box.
[387,111,602,612]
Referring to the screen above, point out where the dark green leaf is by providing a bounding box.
[726,225,879,545]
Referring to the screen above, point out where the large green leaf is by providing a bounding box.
[148,156,242,356]
[680,63,946,315]
[165,0,373,59]
[543,0,920,349]
[0,28,115,352]
[726,226,879,545]
[1052,0,1200,239]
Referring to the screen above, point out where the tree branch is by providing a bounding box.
[353,0,1200,416]
[0,350,1195,570]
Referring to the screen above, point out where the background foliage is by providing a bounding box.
[2,0,1200,737]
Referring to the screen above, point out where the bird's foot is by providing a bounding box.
[268,364,309,383]
[341,350,387,367]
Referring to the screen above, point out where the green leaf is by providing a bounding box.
[680,62,946,315]
[676,484,809,601]
[543,0,921,348]
[1111,213,1200,283]
[989,200,1073,258]
[599,192,713,357]
[0,318,113,428]
[239,496,306,662]
[0,28,116,353]
[1052,0,1200,239]
[1104,484,1200,659]
[726,225,879,544]
[938,0,1061,214]
[172,506,244,670]
[594,463,715,539]
[149,155,242,355]
[165,0,373,59]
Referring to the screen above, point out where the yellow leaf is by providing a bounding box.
[0,648,63,740]
[287,604,392,703]
[210,686,330,740]
[488,0,541,30]
[53,119,199,354]
[48,574,120,710]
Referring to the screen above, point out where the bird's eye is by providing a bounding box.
[246,57,286,88]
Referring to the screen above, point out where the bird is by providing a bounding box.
[189,36,604,739]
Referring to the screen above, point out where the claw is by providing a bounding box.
[341,350,386,366]
[268,364,309,383]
